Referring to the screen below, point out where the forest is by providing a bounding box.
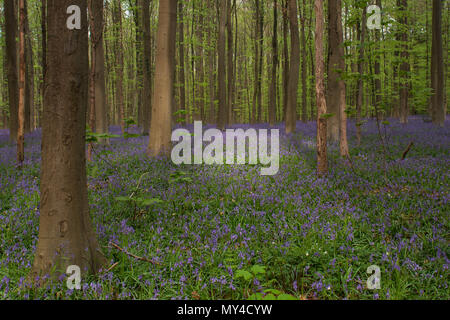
[0,0,448,301]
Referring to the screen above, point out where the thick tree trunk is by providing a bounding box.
[148,0,177,156]
[30,0,106,280]
[431,0,445,126]
[5,0,19,142]
[314,0,328,176]
[285,0,300,134]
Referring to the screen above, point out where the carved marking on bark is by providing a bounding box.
[59,221,69,237]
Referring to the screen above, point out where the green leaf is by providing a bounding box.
[247,293,263,300]
[262,293,277,300]
[235,270,253,281]
[115,196,133,202]
[138,198,164,206]
[250,265,266,275]
[264,289,282,296]
[277,294,298,300]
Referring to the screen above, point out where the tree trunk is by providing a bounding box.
[300,0,308,123]
[356,8,366,145]
[148,0,177,156]
[91,0,108,142]
[5,0,19,143]
[326,0,341,143]
[268,0,278,126]
[217,0,227,130]
[142,0,152,134]
[24,0,33,133]
[17,0,26,164]
[177,1,187,124]
[398,0,410,124]
[431,0,445,126]
[285,0,300,134]
[315,0,328,176]
[30,0,106,281]
[113,0,125,132]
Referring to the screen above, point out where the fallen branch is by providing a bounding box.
[109,242,159,265]
[401,142,414,160]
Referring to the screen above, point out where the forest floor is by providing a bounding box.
[0,117,448,300]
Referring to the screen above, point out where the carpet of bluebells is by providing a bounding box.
[0,117,448,300]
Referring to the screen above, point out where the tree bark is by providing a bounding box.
[356,8,366,145]
[268,0,278,126]
[5,0,19,143]
[142,0,152,134]
[285,0,300,134]
[431,0,445,126]
[148,0,177,156]
[217,0,227,130]
[17,0,26,164]
[30,0,106,280]
[315,0,328,176]
[91,0,108,142]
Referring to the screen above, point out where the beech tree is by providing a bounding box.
[5,0,19,143]
[285,0,300,134]
[31,0,106,279]
[315,0,328,176]
[431,0,445,126]
[148,0,178,156]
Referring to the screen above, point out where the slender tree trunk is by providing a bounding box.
[326,0,341,143]
[268,0,278,126]
[356,9,366,145]
[17,0,26,164]
[431,0,445,126]
[398,0,410,124]
[148,0,177,156]
[113,0,125,132]
[282,0,289,123]
[24,0,33,133]
[217,0,227,130]
[142,0,152,134]
[177,1,187,124]
[300,0,308,123]
[227,0,234,124]
[91,0,108,142]
[315,0,327,176]
[285,0,300,134]
[5,0,19,143]
[40,0,46,128]
[31,0,106,281]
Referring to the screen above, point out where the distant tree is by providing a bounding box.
[17,0,26,164]
[431,0,445,126]
[285,0,300,134]
[4,0,19,143]
[268,0,278,126]
[217,0,227,130]
[315,0,328,176]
